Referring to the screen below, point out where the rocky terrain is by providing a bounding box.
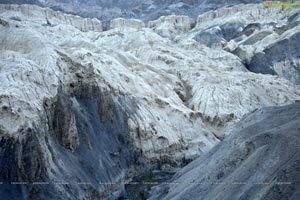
[0,2,300,200]
[179,3,300,85]
[149,102,300,200]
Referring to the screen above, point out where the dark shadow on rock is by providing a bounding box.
[0,84,140,200]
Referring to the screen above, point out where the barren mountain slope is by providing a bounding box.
[0,3,300,200]
[150,102,300,200]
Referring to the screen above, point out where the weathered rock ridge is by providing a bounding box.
[0,4,103,32]
[0,0,265,23]
[178,3,300,85]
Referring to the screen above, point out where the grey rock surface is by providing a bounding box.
[0,85,138,200]
[150,102,300,200]
[249,31,300,84]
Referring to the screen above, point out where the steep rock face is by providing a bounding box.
[96,27,300,138]
[53,90,80,152]
[0,4,102,32]
[248,30,300,85]
[110,18,145,30]
[148,15,194,39]
[0,85,136,200]
[150,102,300,200]
[187,4,281,49]
[182,3,300,85]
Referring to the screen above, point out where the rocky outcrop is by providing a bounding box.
[0,85,137,200]
[0,4,102,32]
[248,30,300,85]
[150,102,300,200]
[110,18,145,30]
[191,4,281,49]
[0,18,9,27]
[185,3,300,85]
[0,54,168,199]
[53,90,79,152]
[148,15,194,39]
[96,26,300,138]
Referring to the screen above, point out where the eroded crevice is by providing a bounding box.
[175,75,234,140]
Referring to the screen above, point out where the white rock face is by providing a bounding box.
[0,4,103,32]
[110,18,145,30]
[0,4,300,162]
[96,28,300,138]
[148,15,194,39]
[178,4,289,49]
[184,4,300,85]
[195,3,293,27]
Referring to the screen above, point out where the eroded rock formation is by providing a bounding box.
[0,85,137,200]
[181,4,300,85]
[0,3,300,200]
